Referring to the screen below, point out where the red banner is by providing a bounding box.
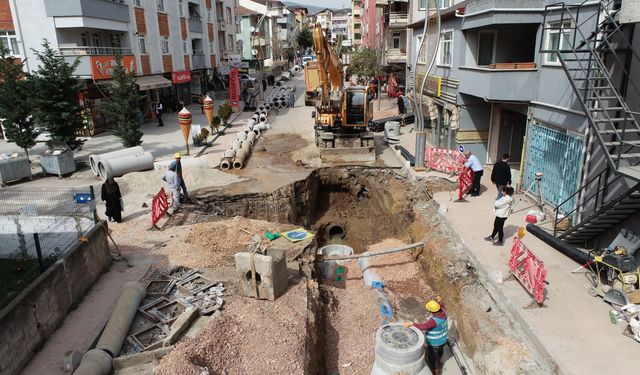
[151,188,169,228]
[229,68,240,108]
[457,167,473,200]
[172,70,192,84]
[508,237,547,305]
[91,55,136,80]
[424,146,466,174]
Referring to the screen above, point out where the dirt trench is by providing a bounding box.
[181,166,550,374]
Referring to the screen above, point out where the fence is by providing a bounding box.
[0,186,97,308]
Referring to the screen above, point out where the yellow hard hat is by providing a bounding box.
[174,153,181,159]
[425,300,440,313]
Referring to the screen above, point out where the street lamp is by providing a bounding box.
[250,13,268,102]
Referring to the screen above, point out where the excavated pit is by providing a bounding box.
[184,166,550,374]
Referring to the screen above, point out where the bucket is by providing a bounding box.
[318,244,353,280]
[384,121,401,144]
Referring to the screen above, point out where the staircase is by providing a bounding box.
[542,0,640,247]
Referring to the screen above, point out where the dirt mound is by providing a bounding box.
[157,281,308,375]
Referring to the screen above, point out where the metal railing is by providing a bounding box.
[389,12,408,24]
[58,46,132,56]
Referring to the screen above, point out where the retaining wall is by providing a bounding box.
[0,222,112,375]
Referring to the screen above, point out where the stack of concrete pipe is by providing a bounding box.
[90,146,154,180]
[267,86,295,109]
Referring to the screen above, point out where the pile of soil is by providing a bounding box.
[157,281,308,375]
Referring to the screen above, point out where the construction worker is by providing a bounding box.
[404,296,448,375]
[169,153,189,201]
[162,163,180,214]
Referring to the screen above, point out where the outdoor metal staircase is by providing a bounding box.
[542,0,640,247]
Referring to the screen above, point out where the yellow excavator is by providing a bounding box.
[307,24,374,160]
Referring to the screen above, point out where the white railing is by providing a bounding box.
[389,12,408,25]
[58,46,132,56]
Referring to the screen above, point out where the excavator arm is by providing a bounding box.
[313,24,343,106]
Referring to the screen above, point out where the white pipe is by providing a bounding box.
[247,131,257,145]
[220,157,232,170]
[244,125,254,133]
[231,140,242,150]
[223,149,236,158]
[98,152,154,180]
[233,142,252,169]
[89,146,144,176]
[259,114,267,122]
[236,132,248,141]
[254,122,269,131]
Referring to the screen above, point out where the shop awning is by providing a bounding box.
[135,75,171,91]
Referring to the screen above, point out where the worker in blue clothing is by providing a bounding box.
[404,296,448,375]
[464,151,484,196]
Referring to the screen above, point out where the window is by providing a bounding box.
[209,42,215,53]
[182,41,188,54]
[110,33,121,48]
[157,0,165,12]
[419,0,427,10]
[545,21,572,64]
[0,31,18,56]
[81,32,89,46]
[228,35,234,51]
[161,36,170,54]
[438,30,452,66]
[133,0,142,6]
[416,35,426,64]
[207,10,212,22]
[392,32,401,49]
[439,0,451,9]
[354,33,361,40]
[92,33,101,47]
[178,0,183,16]
[226,7,232,23]
[477,30,495,66]
[138,35,147,54]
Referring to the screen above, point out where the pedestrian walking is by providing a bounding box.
[491,153,512,199]
[289,90,295,108]
[155,102,164,127]
[162,164,180,214]
[170,153,189,201]
[199,95,205,114]
[464,151,484,196]
[101,177,123,223]
[404,296,448,375]
[397,94,405,115]
[485,186,515,246]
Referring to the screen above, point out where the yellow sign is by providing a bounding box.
[425,76,442,97]
[280,228,314,243]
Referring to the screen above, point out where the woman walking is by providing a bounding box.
[485,186,514,245]
[101,177,123,223]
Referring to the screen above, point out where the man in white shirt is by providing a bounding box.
[464,151,483,197]
[162,164,180,213]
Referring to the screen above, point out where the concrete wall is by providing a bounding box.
[0,216,95,258]
[43,0,130,22]
[0,223,112,375]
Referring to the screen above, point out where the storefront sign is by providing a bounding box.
[91,55,136,80]
[229,68,240,108]
[425,76,442,97]
[220,61,249,75]
[172,70,192,84]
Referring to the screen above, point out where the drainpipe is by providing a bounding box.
[9,0,30,72]
[576,125,593,224]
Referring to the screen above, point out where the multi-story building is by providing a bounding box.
[5,0,223,126]
[291,6,308,27]
[360,0,383,49]
[215,0,240,64]
[380,0,408,68]
[407,0,640,251]
[314,8,332,39]
[330,8,350,44]
[350,0,363,47]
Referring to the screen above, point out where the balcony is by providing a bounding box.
[58,46,132,56]
[44,0,129,23]
[189,17,203,33]
[386,48,407,64]
[458,65,538,101]
[57,47,134,79]
[218,19,227,31]
[192,53,205,69]
[388,12,408,28]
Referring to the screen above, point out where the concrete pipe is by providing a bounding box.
[244,125,254,133]
[247,131,257,145]
[259,114,267,123]
[220,157,232,170]
[98,152,154,180]
[247,118,257,127]
[265,104,271,111]
[236,132,248,141]
[252,128,261,137]
[89,146,144,176]
[233,143,252,169]
[231,140,243,150]
[258,105,266,112]
[254,122,270,131]
[73,349,112,375]
[223,149,236,158]
[96,282,146,357]
[272,101,280,109]
[251,114,259,122]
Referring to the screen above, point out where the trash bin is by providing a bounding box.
[40,150,76,178]
[318,244,353,280]
[0,156,31,186]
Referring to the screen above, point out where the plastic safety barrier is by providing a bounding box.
[151,188,169,228]
[458,167,473,200]
[424,146,466,174]
[507,237,547,307]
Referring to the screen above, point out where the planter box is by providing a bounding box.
[0,157,31,186]
[40,151,76,178]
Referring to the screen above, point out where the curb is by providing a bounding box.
[194,111,243,159]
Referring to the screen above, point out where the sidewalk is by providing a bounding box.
[377,94,640,372]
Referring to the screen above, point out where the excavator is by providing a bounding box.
[307,24,374,161]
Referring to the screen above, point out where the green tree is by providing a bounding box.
[218,103,233,125]
[297,27,313,51]
[101,53,143,147]
[29,40,84,150]
[347,47,379,82]
[0,47,38,157]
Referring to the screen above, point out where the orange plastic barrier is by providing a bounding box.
[508,237,547,306]
[424,146,465,174]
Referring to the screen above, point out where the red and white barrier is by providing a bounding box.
[457,167,473,200]
[507,237,547,307]
[424,146,466,174]
[151,188,169,228]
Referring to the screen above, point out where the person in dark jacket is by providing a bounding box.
[397,94,405,115]
[101,177,122,223]
[491,153,512,199]
[404,296,448,375]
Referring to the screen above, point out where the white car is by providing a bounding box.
[238,74,255,82]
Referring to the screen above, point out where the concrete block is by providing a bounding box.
[234,249,288,300]
[112,346,174,370]
[163,306,199,346]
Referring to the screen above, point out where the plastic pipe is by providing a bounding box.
[526,224,594,268]
[96,281,146,356]
[98,152,154,180]
[89,146,144,176]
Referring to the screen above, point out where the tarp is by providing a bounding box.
[135,75,171,91]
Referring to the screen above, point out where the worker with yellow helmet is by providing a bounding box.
[170,153,189,202]
[404,295,448,375]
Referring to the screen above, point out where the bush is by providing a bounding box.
[218,103,233,125]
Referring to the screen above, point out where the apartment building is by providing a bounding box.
[215,0,241,63]
[314,8,332,39]
[360,0,383,49]
[350,0,363,47]
[407,0,640,250]
[5,0,223,126]
[330,8,350,44]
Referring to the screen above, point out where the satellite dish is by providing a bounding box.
[249,26,256,33]
[251,48,258,56]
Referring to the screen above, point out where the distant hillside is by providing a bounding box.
[283,1,335,15]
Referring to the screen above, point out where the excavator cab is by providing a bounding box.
[344,88,368,127]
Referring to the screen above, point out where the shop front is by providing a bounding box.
[135,75,172,119]
[172,70,192,107]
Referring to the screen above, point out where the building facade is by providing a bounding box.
[350,0,362,47]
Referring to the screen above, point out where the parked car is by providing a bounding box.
[238,74,255,82]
